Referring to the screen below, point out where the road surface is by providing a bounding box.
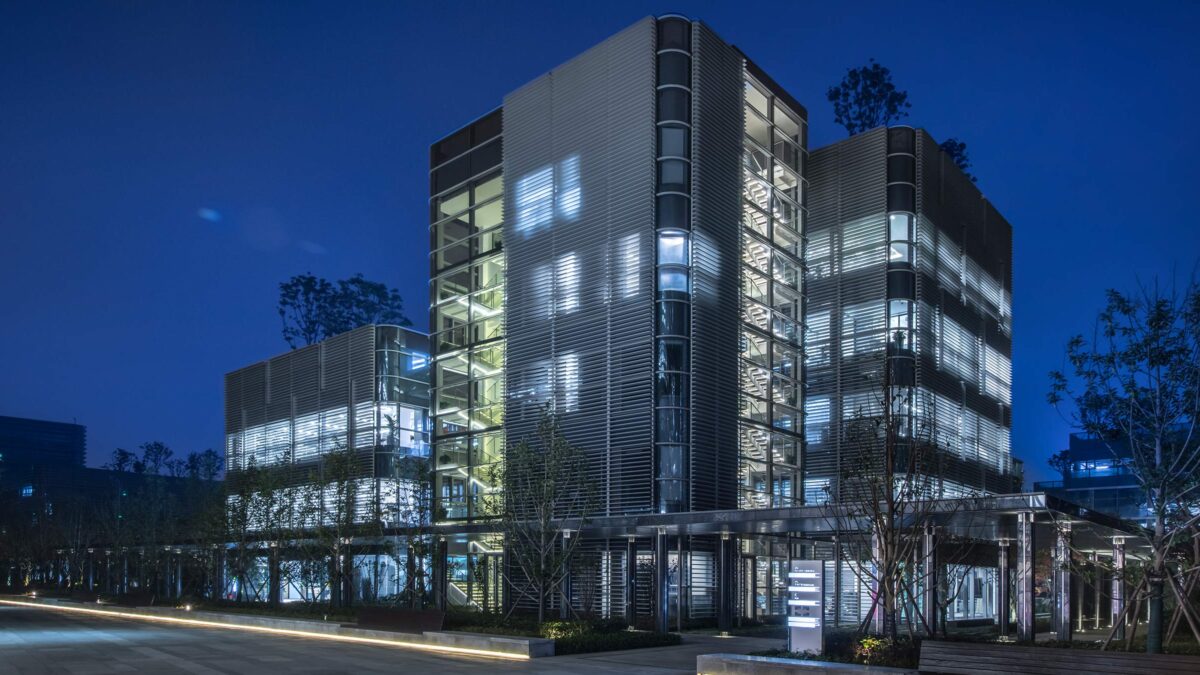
[0,603,780,674]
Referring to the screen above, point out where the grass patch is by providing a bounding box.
[446,612,682,654]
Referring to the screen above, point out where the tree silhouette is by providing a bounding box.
[1049,277,1200,653]
[278,273,411,348]
[939,138,976,182]
[827,59,911,136]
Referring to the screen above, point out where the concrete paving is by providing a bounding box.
[0,604,783,674]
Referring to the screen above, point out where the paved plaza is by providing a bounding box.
[0,604,781,674]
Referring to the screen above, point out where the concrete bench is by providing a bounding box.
[918,640,1200,674]
[696,653,917,674]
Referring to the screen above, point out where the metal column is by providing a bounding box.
[998,540,1011,636]
[748,555,758,622]
[560,532,572,620]
[922,523,938,635]
[1111,538,1125,640]
[676,535,688,632]
[268,546,281,605]
[1016,512,1035,641]
[625,537,638,630]
[1054,524,1072,641]
[718,534,733,633]
[1092,551,1102,630]
[655,530,670,633]
[432,538,447,611]
[833,537,842,628]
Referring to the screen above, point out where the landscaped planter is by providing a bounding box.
[697,653,917,674]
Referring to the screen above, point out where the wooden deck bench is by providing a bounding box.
[354,607,445,634]
[918,639,1200,674]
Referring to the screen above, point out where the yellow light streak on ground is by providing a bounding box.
[0,599,529,661]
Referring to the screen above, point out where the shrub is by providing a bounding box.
[554,629,682,655]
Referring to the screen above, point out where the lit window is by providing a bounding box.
[556,353,580,413]
[657,232,689,265]
[617,233,641,298]
[515,166,554,234]
[20,485,33,498]
[659,268,689,293]
[555,252,580,314]
[556,156,581,219]
[515,157,581,236]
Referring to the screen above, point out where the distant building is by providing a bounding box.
[0,415,87,500]
[1035,433,1150,526]
[223,324,430,601]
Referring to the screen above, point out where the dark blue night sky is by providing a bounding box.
[2,1,1198,483]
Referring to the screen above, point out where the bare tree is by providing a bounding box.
[482,409,595,624]
[1049,277,1200,653]
[303,443,366,608]
[382,449,435,609]
[824,369,975,640]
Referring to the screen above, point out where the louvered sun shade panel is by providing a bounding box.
[689,22,744,513]
[914,129,1015,493]
[224,325,399,486]
[502,17,657,517]
[803,128,887,501]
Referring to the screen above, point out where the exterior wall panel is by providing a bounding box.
[690,22,744,512]
[503,17,657,516]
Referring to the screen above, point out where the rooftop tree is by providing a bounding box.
[278,273,411,349]
[827,59,911,136]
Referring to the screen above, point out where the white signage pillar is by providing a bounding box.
[787,560,824,654]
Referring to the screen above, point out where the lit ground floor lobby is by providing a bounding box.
[431,491,1147,640]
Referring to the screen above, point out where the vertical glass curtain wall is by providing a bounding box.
[738,73,807,509]
[429,119,505,523]
[886,128,917,449]
[655,16,692,514]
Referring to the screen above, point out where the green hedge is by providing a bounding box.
[555,628,682,655]
[445,612,681,654]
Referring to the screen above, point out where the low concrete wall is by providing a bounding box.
[1,596,552,659]
[697,654,918,674]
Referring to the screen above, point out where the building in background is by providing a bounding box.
[805,126,1018,501]
[0,415,216,594]
[0,415,87,492]
[223,324,430,602]
[1035,433,1150,526]
[0,415,89,508]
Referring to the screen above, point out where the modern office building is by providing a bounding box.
[429,14,807,615]
[427,14,1028,627]
[223,324,430,601]
[805,126,1018,501]
[1035,433,1150,526]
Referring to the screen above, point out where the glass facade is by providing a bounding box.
[223,325,430,529]
[738,73,807,509]
[429,115,505,523]
[655,16,692,513]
